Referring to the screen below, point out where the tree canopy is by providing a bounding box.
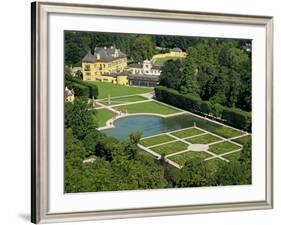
[64,98,168,193]
[65,32,157,65]
[159,39,251,111]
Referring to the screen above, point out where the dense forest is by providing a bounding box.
[159,39,252,111]
[66,31,207,65]
[65,97,251,193]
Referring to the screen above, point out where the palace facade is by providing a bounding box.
[82,46,127,83]
[81,47,188,87]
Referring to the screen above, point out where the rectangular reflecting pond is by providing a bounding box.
[102,114,228,141]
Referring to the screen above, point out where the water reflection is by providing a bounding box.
[102,114,196,141]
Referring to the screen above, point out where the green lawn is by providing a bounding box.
[95,108,116,127]
[140,134,176,147]
[223,151,241,161]
[153,56,183,66]
[168,151,211,167]
[232,135,251,145]
[186,133,222,144]
[208,141,240,155]
[114,101,181,115]
[212,126,244,138]
[170,127,205,139]
[151,141,188,156]
[97,95,147,106]
[86,81,152,99]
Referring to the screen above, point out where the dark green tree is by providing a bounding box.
[215,160,249,185]
[180,57,199,95]
[64,32,92,65]
[82,131,100,157]
[64,128,87,192]
[129,35,155,62]
[178,157,212,187]
[94,135,122,161]
[123,131,142,160]
[239,139,252,183]
[64,98,98,140]
[159,59,184,90]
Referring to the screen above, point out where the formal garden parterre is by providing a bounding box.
[138,125,248,169]
[88,82,250,170]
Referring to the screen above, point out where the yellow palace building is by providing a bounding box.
[82,46,128,84]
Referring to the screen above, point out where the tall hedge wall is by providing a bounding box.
[155,86,251,131]
[221,107,252,131]
[65,76,98,98]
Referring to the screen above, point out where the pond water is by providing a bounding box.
[102,114,200,141]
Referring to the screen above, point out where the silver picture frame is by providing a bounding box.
[31,1,273,223]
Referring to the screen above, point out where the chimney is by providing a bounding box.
[96,53,100,60]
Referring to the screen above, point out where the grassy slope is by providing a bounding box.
[154,56,183,66]
[96,109,116,127]
[86,81,152,99]
[114,101,181,115]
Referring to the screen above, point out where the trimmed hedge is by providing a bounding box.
[82,82,99,98]
[67,82,89,97]
[155,86,201,114]
[155,86,251,131]
[65,75,98,98]
[221,107,251,131]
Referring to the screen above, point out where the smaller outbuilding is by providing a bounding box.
[65,87,75,102]
[126,60,161,75]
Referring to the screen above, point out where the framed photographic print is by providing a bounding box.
[31,1,273,224]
